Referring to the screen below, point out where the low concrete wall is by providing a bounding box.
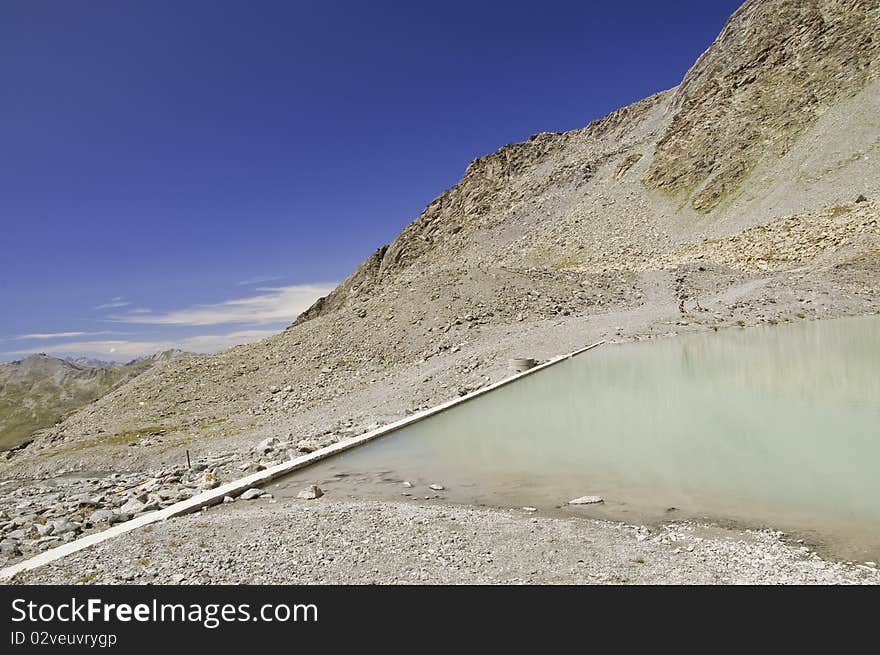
[0,341,604,580]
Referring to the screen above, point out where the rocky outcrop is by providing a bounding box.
[292,245,389,326]
[645,0,880,212]
[640,199,880,272]
[293,90,671,325]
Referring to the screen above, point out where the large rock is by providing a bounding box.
[199,472,220,490]
[89,509,119,525]
[119,498,146,514]
[297,485,324,500]
[51,520,81,535]
[239,488,265,500]
[255,437,280,454]
[0,540,20,557]
[35,523,54,537]
[568,495,604,505]
[295,437,335,453]
[141,494,163,511]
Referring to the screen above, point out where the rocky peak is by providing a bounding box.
[645,0,880,212]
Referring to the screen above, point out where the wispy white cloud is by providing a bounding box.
[16,331,90,340]
[95,296,131,310]
[15,331,118,340]
[237,275,282,286]
[6,329,280,361]
[2,282,336,363]
[110,283,333,326]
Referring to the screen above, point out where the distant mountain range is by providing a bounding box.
[65,357,118,368]
[63,349,186,369]
[0,350,187,450]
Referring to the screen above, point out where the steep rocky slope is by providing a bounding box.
[645,0,879,212]
[5,0,880,475]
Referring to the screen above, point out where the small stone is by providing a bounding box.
[296,437,334,453]
[89,509,117,524]
[51,520,80,536]
[522,507,538,512]
[239,488,264,500]
[199,472,220,490]
[297,485,324,500]
[223,496,235,504]
[35,523,54,537]
[568,495,604,505]
[0,540,20,556]
[428,484,445,491]
[401,481,413,488]
[119,498,146,514]
[255,437,279,453]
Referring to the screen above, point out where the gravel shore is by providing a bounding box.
[9,497,879,585]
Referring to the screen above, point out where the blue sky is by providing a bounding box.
[0,0,743,362]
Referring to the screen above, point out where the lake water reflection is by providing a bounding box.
[274,316,880,560]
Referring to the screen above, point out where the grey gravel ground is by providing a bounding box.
[9,498,880,585]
